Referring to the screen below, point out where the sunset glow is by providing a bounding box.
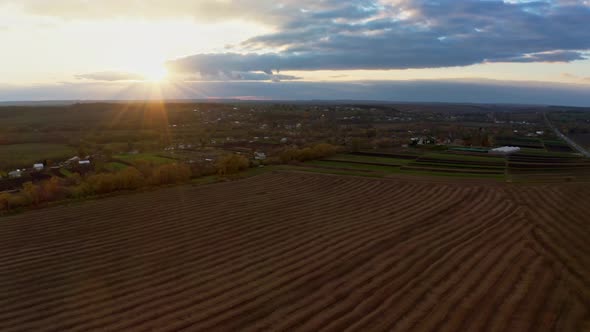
[0,0,588,105]
[140,66,169,82]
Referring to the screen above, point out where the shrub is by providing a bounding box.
[216,154,250,176]
[311,143,338,158]
[0,193,11,211]
[118,167,145,189]
[0,193,29,211]
[149,164,192,185]
[279,143,339,163]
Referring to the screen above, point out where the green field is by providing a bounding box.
[0,143,76,170]
[323,154,413,165]
[515,148,579,158]
[409,161,506,170]
[59,168,73,177]
[420,152,505,163]
[104,162,129,172]
[114,153,178,166]
[302,157,506,180]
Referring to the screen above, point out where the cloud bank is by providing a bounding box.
[2,0,589,87]
[75,71,145,81]
[166,0,590,78]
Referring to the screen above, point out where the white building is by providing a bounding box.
[254,152,267,161]
[33,163,44,171]
[8,170,22,178]
[490,146,521,154]
[67,156,80,164]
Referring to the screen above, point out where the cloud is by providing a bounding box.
[562,72,590,82]
[197,70,300,82]
[75,71,144,81]
[0,0,339,23]
[489,51,587,63]
[165,0,590,77]
[0,0,260,21]
[4,0,590,82]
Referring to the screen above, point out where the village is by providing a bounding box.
[0,102,582,195]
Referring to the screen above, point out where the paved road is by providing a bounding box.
[544,112,590,158]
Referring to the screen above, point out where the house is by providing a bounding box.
[66,156,80,165]
[79,160,91,165]
[254,152,267,161]
[490,146,521,154]
[33,163,44,171]
[8,170,22,178]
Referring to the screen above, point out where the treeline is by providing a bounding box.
[0,163,193,211]
[279,143,339,163]
[0,143,339,213]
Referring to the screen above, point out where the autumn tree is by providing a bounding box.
[22,182,41,205]
[216,154,250,176]
[149,164,192,185]
[0,193,11,211]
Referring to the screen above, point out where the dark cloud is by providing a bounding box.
[167,0,590,77]
[197,70,300,82]
[75,71,144,81]
[1,79,589,107]
[490,51,586,63]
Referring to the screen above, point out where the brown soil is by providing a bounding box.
[0,172,588,331]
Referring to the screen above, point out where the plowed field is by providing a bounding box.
[1,172,589,331]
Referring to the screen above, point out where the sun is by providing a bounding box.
[141,66,169,82]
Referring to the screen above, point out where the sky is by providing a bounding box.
[0,0,589,105]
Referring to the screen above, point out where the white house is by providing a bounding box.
[490,146,521,154]
[67,156,80,164]
[254,152,267,161]
[8,170,22,178]
[79,160,91,165]
[33,163,44,171]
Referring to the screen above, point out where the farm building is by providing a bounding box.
[490,146,521,154]
[254,152,267,161]
[8,170,22,178]
[66,156,80,164]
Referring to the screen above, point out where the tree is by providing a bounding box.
[0,192,28,211]
[40,177,64,202]
[311,143,338,158]
[118,167,145,189]
[149,164,191,185]
[0,193,11,211]
[22,182,41,205]
[216,154,250,176]
[350,138,362,152]
[279,143,339,163]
